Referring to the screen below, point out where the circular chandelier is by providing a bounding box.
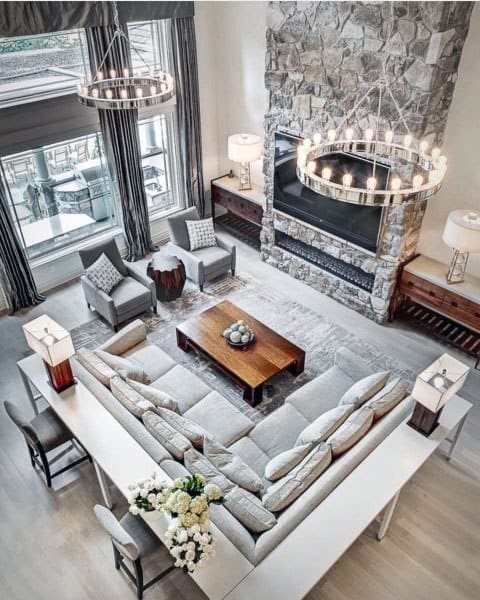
[77,2,174,110]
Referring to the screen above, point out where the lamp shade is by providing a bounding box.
[411,353,469,413]
[23,315,75,367]
[228,134,263,163]
[442,209,480,253]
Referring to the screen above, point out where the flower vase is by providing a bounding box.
[144,509,163,522]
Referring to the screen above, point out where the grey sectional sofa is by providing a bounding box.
[72,319,414,566]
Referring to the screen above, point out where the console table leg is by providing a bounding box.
[93,460,113,509]
[377,490,400,541]
[446,413,468,461]
[18,368,41,415]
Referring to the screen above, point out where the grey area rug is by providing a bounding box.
[71,273,418,424]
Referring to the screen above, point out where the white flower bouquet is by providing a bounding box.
[127,472,171,515]
[166,521,216,573]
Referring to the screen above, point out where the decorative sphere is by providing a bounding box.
[238,325,247,334]
[230,323,239,331]
[223,328,232,339]
[230,331,242,343]
[241,334,250,344]
[237,320,245,325]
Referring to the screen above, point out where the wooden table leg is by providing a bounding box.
[289,351,305,376]
[176,329,191,353]
[244,385,263,407]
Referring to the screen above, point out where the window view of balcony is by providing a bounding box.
[1,133,117,258]
[128,20,169,72]
[0,29,89,107]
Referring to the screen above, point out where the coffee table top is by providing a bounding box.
[176,300,305,388]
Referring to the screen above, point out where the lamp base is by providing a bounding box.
[407,401,443,436]
[44,359,76,393]
[446,249,469,284]
[238,162,252,191]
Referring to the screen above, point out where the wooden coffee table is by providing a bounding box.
[176,300,305,406]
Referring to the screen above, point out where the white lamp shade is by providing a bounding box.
[228,134,263,163]
[411,353,469,412]
[23,315,75,367]
[442,209,480,253]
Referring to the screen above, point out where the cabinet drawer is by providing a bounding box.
[400,272,444,309]
[400,271,425,292]
[442,289,480,315]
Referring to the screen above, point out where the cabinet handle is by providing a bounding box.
[451,300,458,307]
[407,281,414,287]
[475,312,480,318]
[428,290,435,296]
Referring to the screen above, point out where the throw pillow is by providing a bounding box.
[295,405,354,446]
[326,405,374,457]
[126,378,179,413]
[183,448,234,495]
[142,410,192,460]
[110,376,155,418]
[77,347,117,388]
[264,443,314,482]
[156,406,209,450]
[95,349,149,384]
[86,252,123,294]
[185,217,217,251]
[263,443,332,512]
[338,371,390,409]
[224,486,277,533]
[204,437,264,494]
[365,377,408,420]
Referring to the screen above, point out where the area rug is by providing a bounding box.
[71,273,417,423]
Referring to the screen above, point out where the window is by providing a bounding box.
[0,29,89,107]
[1,132,117,259]
[127,20,170,72]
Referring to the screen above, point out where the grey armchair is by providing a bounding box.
[166,207,236,291]
[79,238,156,331]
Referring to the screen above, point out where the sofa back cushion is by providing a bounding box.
[156,406,208,450]
[95,349,149,383]
[327,406,374,457]
[142,410,191,460]
[365,377,408,421]
[224,486,277,533]
[110,376,155,418]
[77,347,117,388]
[263,443,332,512]
[338,371,390,409]
[126,379,179,413]
[183,448,234,494]
[295,404,353,446]
[264,443,314,482]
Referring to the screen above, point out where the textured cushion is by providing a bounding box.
[110,376,155,418]
[191,245,232,275]
[126,379,179,413]
[167,206,199,249]
[109,277,152,317]
[155,407,209,450]
[365,377,408,420]
[98,320,147,355]
[183,448,234,494]
[204,438,264,494]
[228,437,271,478]
[263,443,332,512]
[186,217,217,251]
[151,365,210,413]
[339,371,390,409]
[295,405,353,446]
[123,341,176,382]
[327,406,374,457]
[85,252,123,294]
[142,410,191,460]
[77,347,117,388]
[224,486,277,533]
[183,391,254,446]
[95,350,149,383]
[264,443,314,482]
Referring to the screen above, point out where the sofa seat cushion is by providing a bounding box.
[339,371,390,409]
[264,443,314,482]
[77,347,117,388]
[110,376,155,418]
[286,366,355,422]
[263,443,332,512]
[249,403,310,458]
[123,341,176,382]
[95,349,149,383]
[183,391,254,446]
[126,379,179,413]
[155,407,209,450]
[326,406,374,457]
[150,365,211,413]
[295,404,353,446]
[142,410,192,460]
[191,245,231,275]
[228,437,271,479]
[204,438,264,494]
[183,448,234,494]
[365,377,408,420]
[224,486,277,533]
[109,276,151,317]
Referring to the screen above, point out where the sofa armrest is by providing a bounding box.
[216,234,236,271]
[334,346,373,381]
[126,262,157,307]
[98,319,148,355]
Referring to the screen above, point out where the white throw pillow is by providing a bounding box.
[110,376,155,418]
[156,406,209,450]
[338,371,390,409]
[326,405,374,457]
[264,443,313,482]
[224,486,277,533]
[185,218,217,251]
[365,377,408,420]
[183,448,234,494]
[126,378,179,413]
[295,404,353,446]
[86,253,123,294]
[142,410,192,460]
[95,349,150,384]
[77,347,117,388]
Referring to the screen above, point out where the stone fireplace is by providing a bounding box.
[261,1,473,322]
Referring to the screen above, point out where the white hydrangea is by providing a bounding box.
[204,483,222,501]
[189,495,208,515]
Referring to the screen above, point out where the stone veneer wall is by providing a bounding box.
[261,1,473,322]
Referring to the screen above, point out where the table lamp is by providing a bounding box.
[442,209,480,283]
[23,315,76,392]
[408,353,469,436]
[228,133,263,191]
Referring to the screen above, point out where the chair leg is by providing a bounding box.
[152,305,157,314]
[112,543,121,571]
[113,324,119,333]
[27,443,35,468]
[37,443,52,488]
[199,284,204,292]
[133,559,144,600]
[231,268,235,277]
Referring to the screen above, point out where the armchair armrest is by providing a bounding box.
[125,262,157,307]
[216,233,236,272]
[81,275,117,326]
[166,242,204,285]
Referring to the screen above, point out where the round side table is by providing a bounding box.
[147,254,186,302]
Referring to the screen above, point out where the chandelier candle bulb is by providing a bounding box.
[343,173,353,187]
[391,177,402,191]
[313,133,322,145]
[385,130,394,144]
[307,161,316,174]
[91,89,99,98]
[420,140,429,154]
[432,147,441,161]
[135,88,143,98]
[327,129,336,142]
[96,71,104,81]
[105,89,113,100]
[160,83,167,93]
[413,174,423,188]
[150,86,157,96]
[321,167,332,181]
[303,138,312,149]
[123,68,130,78]
[109,69,116,79]
[345,127,354,141]
[365,128,374,142]
[120,89,128,100]
[404,134,412,148]
[366,177,377,190]
[429,170,439,183]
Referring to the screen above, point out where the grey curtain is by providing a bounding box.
[85,26,156,261]
[0,178,45,313]
[170,17,206,216]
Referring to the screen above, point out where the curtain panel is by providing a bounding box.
[85,26,156,262]
[0,178,45,313]
[170,17,206,217]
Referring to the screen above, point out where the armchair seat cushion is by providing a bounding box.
[191,246,232,275]
[32,407,72,452]
[110,277,152,317]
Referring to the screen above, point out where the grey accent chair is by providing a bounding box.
[94,505,174,600]
[4,401,90,488]
[166,207,236,291]
[79,238,157,331]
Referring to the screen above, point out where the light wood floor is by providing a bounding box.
[0,236,478,600]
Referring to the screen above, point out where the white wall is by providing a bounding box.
[412,3,480,276]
